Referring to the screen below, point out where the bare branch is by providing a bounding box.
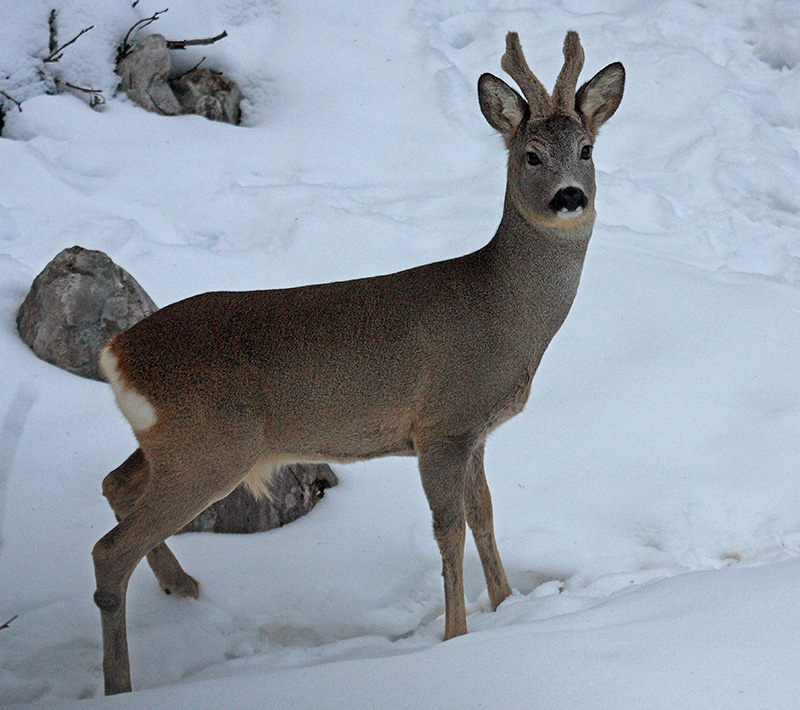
[166,31,228,50]
[63,82,105,107]
[117,8,226,63]
[173,56,207,81]
[118,9,169,61]
[0,615,18,631]
[48,9,57,55]
[0,91,23,112]
[44,24,94,63]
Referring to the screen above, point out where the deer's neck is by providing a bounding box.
[481,196,594,352]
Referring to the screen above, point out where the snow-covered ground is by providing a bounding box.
[2,0,800,707]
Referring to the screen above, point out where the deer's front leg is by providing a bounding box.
[465,443,512,610]
[417,437,472,640]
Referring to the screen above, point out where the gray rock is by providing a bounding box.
[116,34,182,116]
[180,463,339,534]
[170,68,241,124]
[117,36,241,124]
[17,246,157,380]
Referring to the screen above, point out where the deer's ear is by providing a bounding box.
[478,73,528,141]
[575,62,625,136]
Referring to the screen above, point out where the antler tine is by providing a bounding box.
[551,30,585,115]
[501,31,552,116]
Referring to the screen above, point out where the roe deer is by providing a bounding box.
[93,31,624,694]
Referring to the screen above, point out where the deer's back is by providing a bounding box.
[104,253,531,458]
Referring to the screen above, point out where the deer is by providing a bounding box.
[91,31,624,694]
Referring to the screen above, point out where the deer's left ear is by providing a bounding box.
[575,62,625,136]
[478,73,528,143]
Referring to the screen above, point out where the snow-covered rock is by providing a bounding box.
[115,34,182,116]
[16,246,156,381]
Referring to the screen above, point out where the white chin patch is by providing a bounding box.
[556,206,584,220]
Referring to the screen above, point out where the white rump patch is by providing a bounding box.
[99,347,157,433]
[242,458,282,501]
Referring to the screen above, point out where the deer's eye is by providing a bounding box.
[526,152,541,166]
[580,145,593,160]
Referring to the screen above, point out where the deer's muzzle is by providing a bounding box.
[550,186,588,216]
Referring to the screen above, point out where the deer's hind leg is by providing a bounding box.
[102,448,198,598]
[94,453,245,694]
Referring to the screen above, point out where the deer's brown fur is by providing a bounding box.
[92,31,624,694]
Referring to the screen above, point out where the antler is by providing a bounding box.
[501,32,552,116]
[501,31,585,118]
[551,31,585,116]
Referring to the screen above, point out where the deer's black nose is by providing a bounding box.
[550,186,587,214]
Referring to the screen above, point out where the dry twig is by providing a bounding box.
[44,24,94,63]
[118,9,168,61]
[0,615,18,631]
[0,91,23,111]
[118,8,228,63]
[63,82,105,107]
[166,31,228,50]
[48,9,58,55]
[172,56,207,81]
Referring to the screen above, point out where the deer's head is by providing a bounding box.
[479,32,624,229]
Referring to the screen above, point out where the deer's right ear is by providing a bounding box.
[478,73,528,141]
[575,62,625,136]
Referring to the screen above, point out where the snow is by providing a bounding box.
[2,0,800,707]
